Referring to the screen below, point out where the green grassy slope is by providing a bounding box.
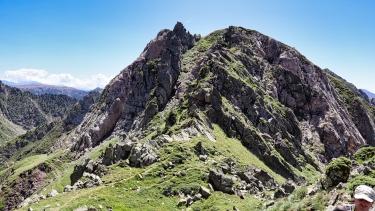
[12,125,293,211]
[0,116,25,145]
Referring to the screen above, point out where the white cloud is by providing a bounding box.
[1,68,113,90]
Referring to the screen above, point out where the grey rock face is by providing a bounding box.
[208,168,235,194]
[70,158,107,185]
[200,186,211,198]
[224,27,369,159]
[71,22,199,153]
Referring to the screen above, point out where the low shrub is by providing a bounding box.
[348,175,375,193]
[354,146,375,163]
[325,157,351,187]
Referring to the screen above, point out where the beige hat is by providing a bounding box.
[354,185,375,202]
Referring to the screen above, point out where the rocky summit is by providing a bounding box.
[1,22,375,210]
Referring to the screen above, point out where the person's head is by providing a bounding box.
[353,185,375,211]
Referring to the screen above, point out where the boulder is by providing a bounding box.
[274,188,286,199]
[70,158,108,186]
[129,143,158,167]
[193,193,202,201]
[73,205,88,211]
[88,206,98,211]
[281,178,296,194]
[194,142,208,156]
[200,186,211,198]
[237,171,255,184]
[253,169,277,189]
[265,200,275,207]
[47,189,58,198]
[177,198,188,206]
[328,190,339,206]
[307,185,318,196]
[64,185,75,192]
[199,155,208,161]
[208,168,234,194]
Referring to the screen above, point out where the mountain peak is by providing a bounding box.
[173,21,186,35]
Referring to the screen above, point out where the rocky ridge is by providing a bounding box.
[61,22,375,207]
[68,23,375,175]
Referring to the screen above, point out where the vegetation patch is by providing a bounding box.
[8,154,48,183]
[327,74,357,118]
[325,156,351,187]
[181,29,226,72]
[146,57,161,75]
[354,146,375,163]
[266,189,329,211]
[348,175,375,193]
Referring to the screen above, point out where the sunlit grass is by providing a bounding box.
[15,123,283,210]
[9,154,48,182]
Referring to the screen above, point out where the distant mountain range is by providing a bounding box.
[0,80,42,86]
[361,89,375,99]
[1,80,102,99]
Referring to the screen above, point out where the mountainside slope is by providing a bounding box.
[2,22,375,210]
[70,23,374,171]
[0,81,78,131]
[0,90,101,166]
[0,116,25,146]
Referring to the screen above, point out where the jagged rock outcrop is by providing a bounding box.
[208,168,235,194]
[324,69,375,153]
[208,161,278,199]
[65,172,102,192]
[70,158,108,185]
[71,22,200,152]
[128,143,158,167]
[217,26,365,162]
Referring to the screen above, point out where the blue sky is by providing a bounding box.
[1,1,374,92]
